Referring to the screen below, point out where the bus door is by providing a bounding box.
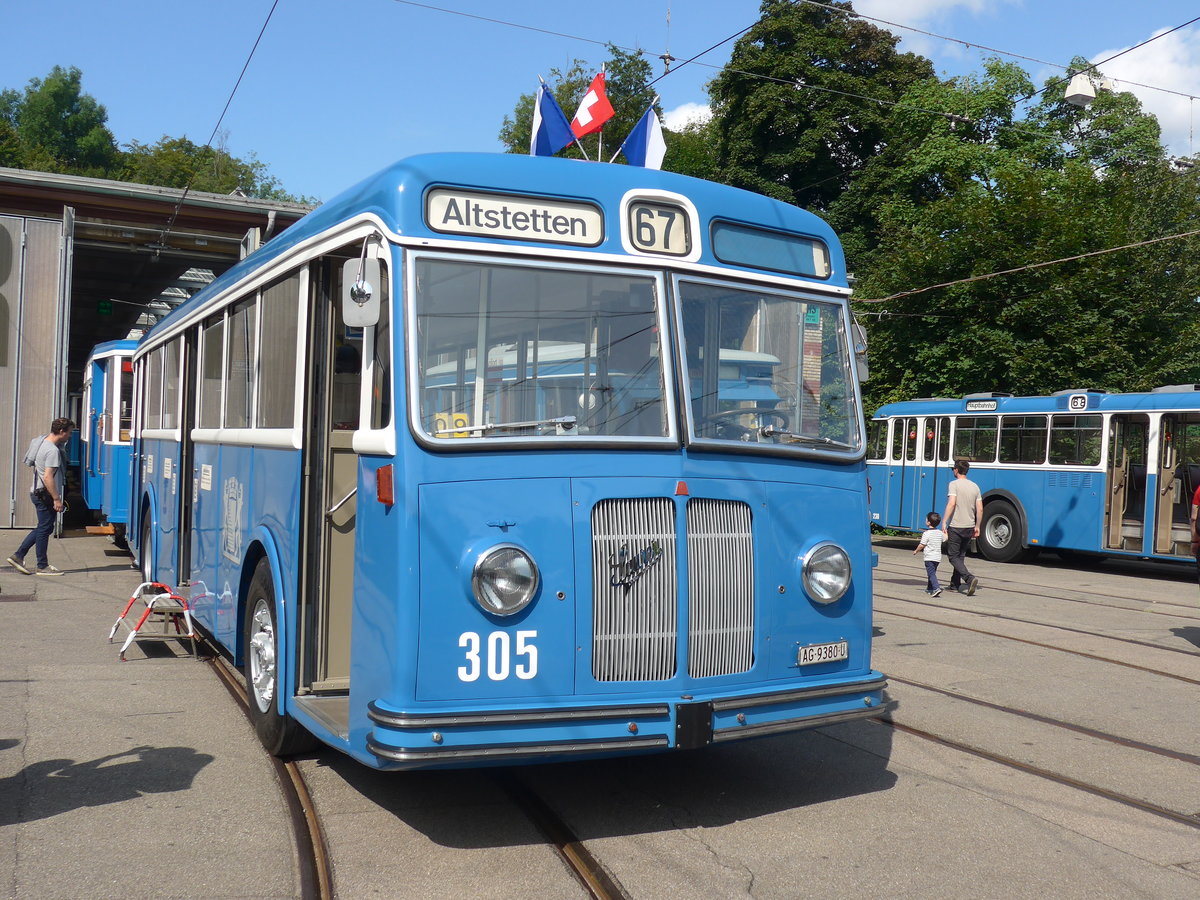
[917,416,951,525]
[885,417,918,527]
[1104,414,1148,552]
[1152,415,1198,557]
[299,246,387,700]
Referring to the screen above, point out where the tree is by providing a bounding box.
[499,45,657,162]
[7,66,120,176]
[121,134,302,201]
[707,0,935,212]
[845,61,1200,409]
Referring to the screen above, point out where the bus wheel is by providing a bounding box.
[139,517,154,583]
[113,523,128,551]
[979,500,1024,563]
[244,560,315,757]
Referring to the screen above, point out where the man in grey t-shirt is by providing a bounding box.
[942,459,983,595]
[7,417,74,576]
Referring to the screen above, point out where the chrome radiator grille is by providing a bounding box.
[592,498,678,681]
[590,497,755,682]
[686,499,754,677]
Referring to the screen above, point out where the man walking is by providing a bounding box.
[942,458,983,595]
[7,417,75,576]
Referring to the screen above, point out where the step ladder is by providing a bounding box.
[108,582,198,661]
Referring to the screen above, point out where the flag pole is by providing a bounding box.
[596,64,605,162]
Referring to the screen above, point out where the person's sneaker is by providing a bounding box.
[932,588,943,597]
[967,576,979,596]
[35,565,64,576]
[6,555,30,575]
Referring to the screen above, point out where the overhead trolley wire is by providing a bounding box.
[853,227,1200,305]
[156,0,282,248]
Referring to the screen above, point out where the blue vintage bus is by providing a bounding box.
[868,388,1200,564]
[80,339,137,545]
[129,152,883,768]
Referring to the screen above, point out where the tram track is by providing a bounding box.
[494,771,632,900]
[204,653,334,900]
[872,716,1200,830]
[874,602,1200,685]
[204,649,626,899]
[874,562,1200,618]
[888,673,1200,765]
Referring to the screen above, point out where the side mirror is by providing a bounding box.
[342,257,381,328]
[851,318,869,383]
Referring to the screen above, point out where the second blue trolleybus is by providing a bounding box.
[128,152,883,768]
[80,339,137,546]
[868,388,1200,565]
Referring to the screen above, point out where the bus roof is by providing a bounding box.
[872,386,1200,417]
[139,153,847,348]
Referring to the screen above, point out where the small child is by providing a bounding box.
[913,511,944,597]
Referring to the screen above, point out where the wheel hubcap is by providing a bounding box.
[248,600,276,712]
[987,517,1012,548]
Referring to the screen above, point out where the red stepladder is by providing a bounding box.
[108,582,198,661]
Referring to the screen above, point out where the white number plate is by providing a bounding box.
[798,640,848,666]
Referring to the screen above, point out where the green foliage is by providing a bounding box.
[4,66,120,176]
[662,117,719,181]
[846,60,1200,411]
[498,45,656,162]
[121,135,303,201]
[707,0,934,212]
[2,66,304,200]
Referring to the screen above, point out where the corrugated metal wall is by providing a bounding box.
[1,214,66,529]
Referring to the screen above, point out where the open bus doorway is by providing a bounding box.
[1104,414,1148,553]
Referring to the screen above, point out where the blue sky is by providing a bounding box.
[3,1,1199,201]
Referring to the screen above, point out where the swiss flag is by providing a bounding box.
[571,72,615,138]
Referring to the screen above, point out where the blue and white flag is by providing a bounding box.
[616,105,666,169]
[530,82,576,157]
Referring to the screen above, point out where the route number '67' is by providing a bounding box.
[629,202,690,256]
[458,630,538,681]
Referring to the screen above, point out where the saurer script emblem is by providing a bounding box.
[609,541,664,592]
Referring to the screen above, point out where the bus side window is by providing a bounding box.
[904,417,917,462]
[889,418,903,461]
[954,416,998,462]
[866,420,887,460]
[938,416,951,461]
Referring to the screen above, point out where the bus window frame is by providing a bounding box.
[953,415,999,463]
[405,250,679,451]
[998,414,1049,465]
[1048,413,1103,466]
[675,274,863,460]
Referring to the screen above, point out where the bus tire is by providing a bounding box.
[979,499,1024,563]
[139,517,154,583]
[244,560,315,757]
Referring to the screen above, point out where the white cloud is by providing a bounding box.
[1090,28,1200,159]
[663,102,712,130]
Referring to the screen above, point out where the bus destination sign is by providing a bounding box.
[964,399,998,412]
[426,188,603,247]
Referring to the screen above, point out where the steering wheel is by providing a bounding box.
[700,405,790,440]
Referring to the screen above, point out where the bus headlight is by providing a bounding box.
[471,544,539,616]
[802,542,851,604]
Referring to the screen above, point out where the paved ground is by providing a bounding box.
[0,528,298,900]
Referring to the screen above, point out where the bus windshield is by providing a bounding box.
[680,280,859,449]
[414,257,669,440]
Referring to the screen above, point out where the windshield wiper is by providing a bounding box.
[435,415,577,436]
[758,426,852,449]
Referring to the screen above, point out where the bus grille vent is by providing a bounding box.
[686,499,755,677]
[592,498,678,681]
[590,498,756,682]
